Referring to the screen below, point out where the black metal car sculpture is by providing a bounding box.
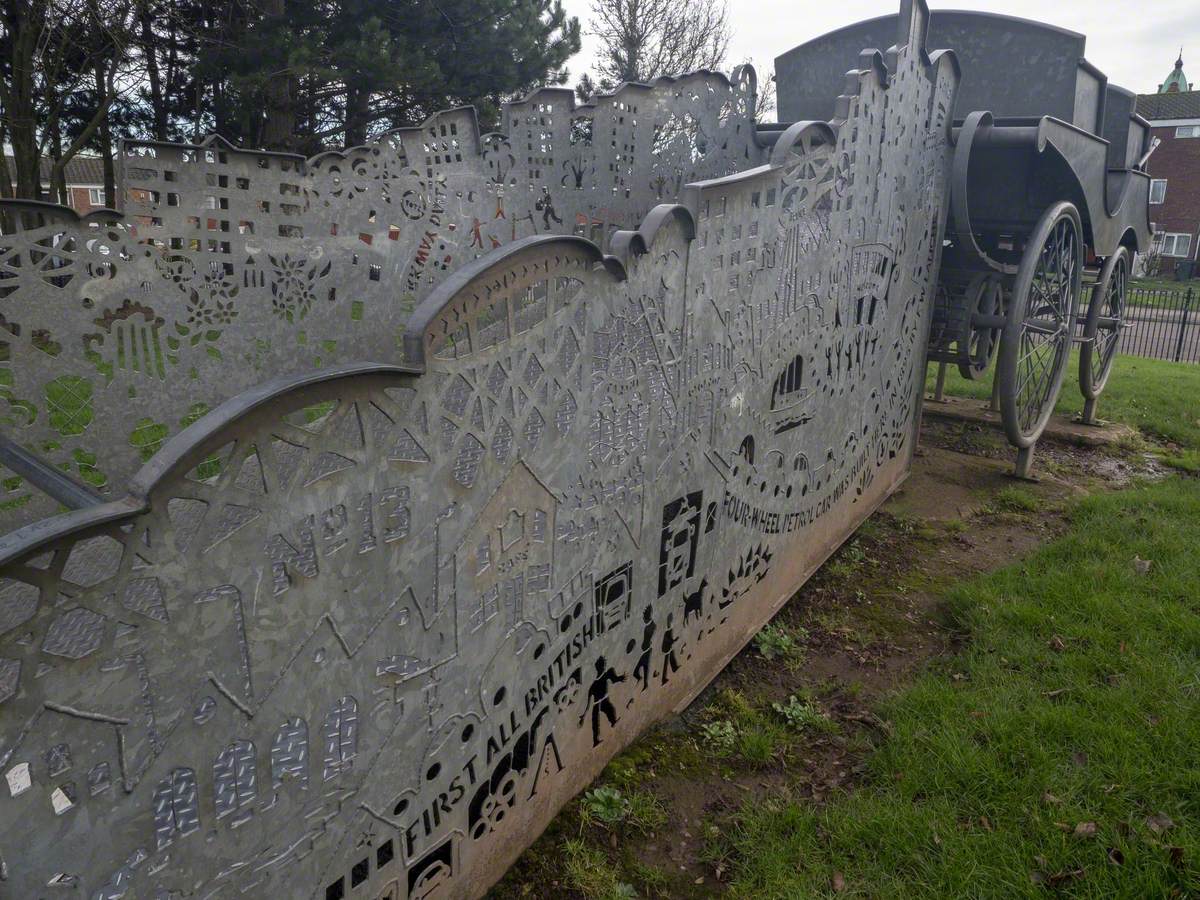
[779,10,1153,475]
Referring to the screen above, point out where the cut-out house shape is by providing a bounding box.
[452,461,557,641]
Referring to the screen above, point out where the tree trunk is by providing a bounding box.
[95,64,116,208]
[0,120,14,231]
[1,0,46,200]
[0,124,13,199]
[141,3,167,139]
[259,0,296,150]
[49,121,67,206]
[262,75,297,150]
[344,83,371,147]
[49,61,116,208]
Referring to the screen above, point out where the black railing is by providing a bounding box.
[1077,284,1199,364]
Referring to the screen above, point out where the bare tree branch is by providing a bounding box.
[584,0,731,89]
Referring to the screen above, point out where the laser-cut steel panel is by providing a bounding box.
[0,71,760,533]
[0,2,956,896]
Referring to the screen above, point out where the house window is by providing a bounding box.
[88,187,105,205]
[1149,180,1167,205]
[1155,232,1193,258]
[1174,125,1200,138]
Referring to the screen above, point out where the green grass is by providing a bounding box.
[699,687,799,768]
[563,839,637,899]
[754,621,808,665]
[1162,450,1200,474]
[988,485,1041,514]
[579,786,668,834]
[719,479,1200,897]
[926,353,1200,451]
[772,695,836,734]
[1129,277,1200,296]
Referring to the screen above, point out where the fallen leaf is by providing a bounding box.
[1168,846,1184,868]
[1133,556,1152,575]
[1042,792,1062,805]
[1047,867,1086,886]
[1107,847,1125,865]
[980,816,993,832]
[1043,688,1070,699]
[1075,822,1098,837]
[1054,821,1072,832]
[1049,635,1067,652]
[694,876,704,884]
[832,871,846,893]
[1146,813,1175,834]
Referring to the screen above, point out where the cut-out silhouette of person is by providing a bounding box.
[632,606,656,691]
[580,656,626,746]
[535,186,563,229]
[661,614,680,685]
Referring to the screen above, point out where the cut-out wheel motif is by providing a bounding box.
[996,202,1083,448]
[471,771,519,840]
[1079,246,1128,401]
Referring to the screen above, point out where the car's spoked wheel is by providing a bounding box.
[996,202,1083,473]
[959,273,1005,380]
[1079,246,1129,412]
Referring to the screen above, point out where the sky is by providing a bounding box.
[559,0,1199,109]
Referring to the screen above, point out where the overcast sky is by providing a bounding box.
[559,0,1197,107]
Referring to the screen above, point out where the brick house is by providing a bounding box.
[2,154,110,213]
[1137,56,1200,278]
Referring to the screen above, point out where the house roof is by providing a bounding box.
[3,154,106,186]
[1136,89,1200,121]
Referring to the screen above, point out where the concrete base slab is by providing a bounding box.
[922,395,1136,448]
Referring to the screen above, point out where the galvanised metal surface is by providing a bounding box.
[0,67,761,533]
[0,2,957,896]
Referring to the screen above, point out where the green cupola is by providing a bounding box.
[1159,51,1191,93]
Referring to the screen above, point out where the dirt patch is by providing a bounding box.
[489,430,1145,899]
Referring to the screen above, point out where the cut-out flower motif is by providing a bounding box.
[268,253,332,322]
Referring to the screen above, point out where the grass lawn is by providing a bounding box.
[719,478,1200,897]
[1120,280,1199,311]
[1129,278,1200,296]
[925,354,1200,464]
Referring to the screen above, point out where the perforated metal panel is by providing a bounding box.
[0,69,760,531]
[0,2,958,896]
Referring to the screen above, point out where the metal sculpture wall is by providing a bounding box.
[0,68,760,532]
[0,2,958,896]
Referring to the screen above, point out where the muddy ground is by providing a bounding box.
[490,419,1166,898]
